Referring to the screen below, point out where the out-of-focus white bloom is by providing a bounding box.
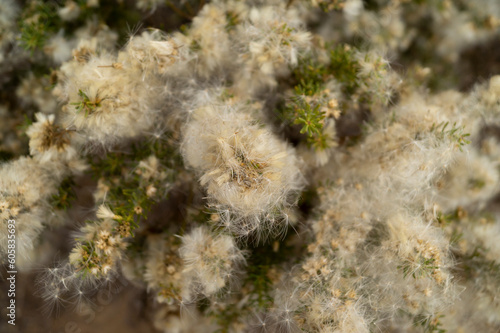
[465,75,500,134]
[87,0,99,7]
[234,4,311,92]
[170,1,238,78]
[58,1,81,21]
[73,21,118,54]
[126,30,183,74]
[437,152,500,211]
[354,50,397,107]
[44,32,76,64]
[179,226,244,301]
[16,74,58,114]
[344,0,363,18]
[137,155,165,180]
[136,0,164,11]
[143,234,183,304]
[0,157,65,264]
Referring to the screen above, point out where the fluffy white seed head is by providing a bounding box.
[27,113,80,165]
[0,157,64,263]
[182,101,304,237]
[179,226,244,301]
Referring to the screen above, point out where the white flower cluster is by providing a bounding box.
[0,110,85,267]
[123,226,244,306]
[263,76,500,332]
[3,0,500,332]
[345,0,500,62]
[53,31,179,146]
[0,156,79,267]
[179,226,245,301]
[235,4,311,92]
[174,0,311,93]
[27,113,80,164]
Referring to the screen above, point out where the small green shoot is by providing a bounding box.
[431,121,471,151]
[398,256,439,279]
[70,90,101,117]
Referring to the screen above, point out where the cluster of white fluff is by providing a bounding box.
[3,0,500,332]
[177,1,236,77]
[35,260,122,315]
[234,3,311,92]
[171,0,311,93]
[56,61,148,144]
[0,157,59,263]
[122,226,244,306]
[0,156,81,267]
[258,74,500,332]
[182,99,303,239]
[44,20,118,65]
[126,32,183,75]
[141,234,184,304]
[0,108,85,267]
[16,73,59,115]
[26,113,79,164]
[179,226,245,301]
[344,0,500,63]
[53,30,178,147]
[353,49,397,107]
[69,213,128,276]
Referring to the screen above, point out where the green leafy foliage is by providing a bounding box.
[435,207,468,227]
[435,211,454,226]
[51,176,77,210]
[17,114,34,135]
[88,139,179,232]
[431,121,471,151]
[70,90,101,117]
[280,80,332,151]
[18,1,61,52]
[294,100,324,135]
[413,314,447,333]
[225,10,240,32]
[398,256,439,279]
[70,137,181,276]
[18,0,143,54]
[328,45,361,95]
[293,56,328,86]
[278,43,370,150]
[292,44,363,96]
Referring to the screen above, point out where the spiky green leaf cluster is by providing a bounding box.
[431,121,471,151]
[18,1,61,52]
[70,90,101,117]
